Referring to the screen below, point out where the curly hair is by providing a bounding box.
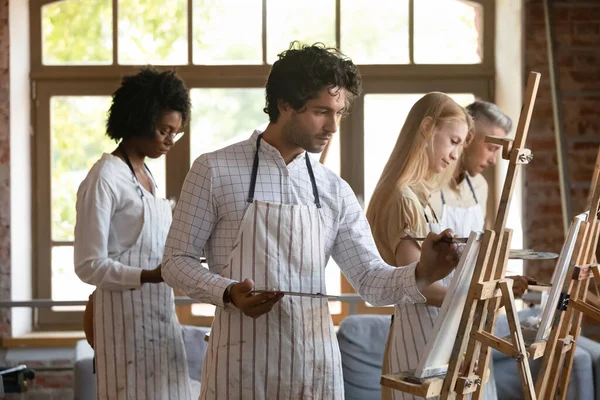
[264,42,362,122]
[106,67,191,141]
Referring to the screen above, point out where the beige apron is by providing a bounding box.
[93,159,191,400]
[199,134,343,399]
[383,180,494,399]
[383,204,451,400]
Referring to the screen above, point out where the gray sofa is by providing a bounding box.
[75,314,600,399]
[74,325,208,400]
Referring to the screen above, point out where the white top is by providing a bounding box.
[74,153,157,290]
[429,173,488,222]
[162,130,427,308]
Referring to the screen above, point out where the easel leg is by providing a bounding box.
[557,325,581,400]
[440,231,497,400]
[473,231,513,400]
[500,280,536,400]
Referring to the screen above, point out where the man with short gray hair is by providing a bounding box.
[429,100,512,236]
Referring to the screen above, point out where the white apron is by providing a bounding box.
[93,160,191,400]
[439,175,485,238]
[439,176,497,400]
[200,134,343,400]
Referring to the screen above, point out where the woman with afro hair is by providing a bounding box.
[74,67,194,399]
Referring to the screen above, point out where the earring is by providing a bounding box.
[425,142,429,148]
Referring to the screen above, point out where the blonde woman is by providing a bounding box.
[367,92,476,400]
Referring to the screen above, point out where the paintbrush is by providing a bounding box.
[401,236,469,244]
[526,279,551,287]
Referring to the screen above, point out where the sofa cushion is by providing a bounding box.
[74,340,97,400]
[337,314,392,400]
[181,325,210,382]
[493,308,595,399]
[575,336,600,400]
[74,324,210,400]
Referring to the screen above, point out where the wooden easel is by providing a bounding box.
[534,146,600,400]
[381,71,542,399]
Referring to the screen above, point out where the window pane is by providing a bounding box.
[52,246,94,309]
[414,0,483,64]
[189,88,267,161]
[266,0,336,64]
[42,0,112,65]
[51,96,114,242]
[118,0,187,65]
[363,93,475,208]
[192,0,262,64]
[192,303,216,317]
[340,0,409,64]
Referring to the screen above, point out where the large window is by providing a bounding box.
[32,0,494,329]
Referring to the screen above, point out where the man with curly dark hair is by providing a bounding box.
[162,43,460,399]
[75,67,196,399]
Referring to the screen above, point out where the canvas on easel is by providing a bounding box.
[535,212,585,342]
[534,147,600,400]
[381,71,542,400]
[415,231,483,379]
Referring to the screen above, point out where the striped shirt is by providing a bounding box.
[162,130,427,308]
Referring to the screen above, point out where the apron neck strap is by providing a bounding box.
[246,135,262,203]
[465,175,478,204]
[440,175,478,205]
[424,202,439,224]
[117,145,155,198]
[247,134,321,208]
[305,151,321,208]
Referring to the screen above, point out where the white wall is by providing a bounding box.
[10,0,32,336]
[495,0,525,276]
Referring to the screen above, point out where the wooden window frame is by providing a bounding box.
[30,0,495,330]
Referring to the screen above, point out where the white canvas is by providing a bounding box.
[414,231,483,379]
[535,212,587,341]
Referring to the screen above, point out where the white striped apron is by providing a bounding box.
[200,134,343,400]
[93,161,191,400]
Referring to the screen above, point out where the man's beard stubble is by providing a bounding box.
[282,117,322,154]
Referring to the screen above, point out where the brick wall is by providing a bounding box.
[524,0,600,290]
[0,0,11,339]
[3,356,74,400]
[1,2,73,398]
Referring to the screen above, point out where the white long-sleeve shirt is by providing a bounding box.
[74,153,150,290]
[162,130,427,308]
